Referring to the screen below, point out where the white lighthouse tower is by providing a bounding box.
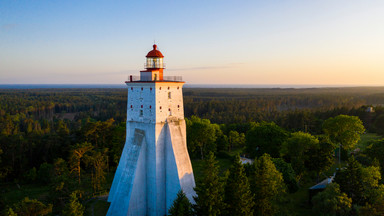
[107,44,196,216]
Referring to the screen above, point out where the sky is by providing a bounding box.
[1,0,384,85]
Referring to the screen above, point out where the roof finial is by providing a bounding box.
[153,39,157,50]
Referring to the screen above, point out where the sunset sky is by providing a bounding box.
[1,0,384,85]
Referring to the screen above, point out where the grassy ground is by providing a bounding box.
[356,133,382,151]
[0,172,115,214]
[0,182,50,208]
[283,181,313,216]
[191,148,243,183]
[85,199,110,216]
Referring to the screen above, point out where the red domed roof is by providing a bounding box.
[146,44,164,58]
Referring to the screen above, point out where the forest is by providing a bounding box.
[1,87,384,215]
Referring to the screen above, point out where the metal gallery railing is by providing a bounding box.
[127,75,183,82]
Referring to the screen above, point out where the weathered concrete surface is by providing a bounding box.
[107,128,146,216]
[107,82,196,216]
[166,117,196,207]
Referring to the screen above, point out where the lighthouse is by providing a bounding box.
[107,45,196,216]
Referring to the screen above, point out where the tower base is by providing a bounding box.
[107,117,196,216]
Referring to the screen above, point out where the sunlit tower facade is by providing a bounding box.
[107,44,196,216]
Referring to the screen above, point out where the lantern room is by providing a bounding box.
[145,44,165,69]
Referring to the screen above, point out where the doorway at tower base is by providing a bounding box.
[107,117,196,216]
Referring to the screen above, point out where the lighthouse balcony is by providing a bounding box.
[126,75,183,82]
[144,62,166,69]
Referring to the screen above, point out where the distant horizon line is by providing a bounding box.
[1,83,384,89]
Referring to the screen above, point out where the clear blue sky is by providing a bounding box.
[1,0,384,85]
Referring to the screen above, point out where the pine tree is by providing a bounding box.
[312,183,352,216]
[334,156,364,204]
[62,191,85,216]
[69,142,93,185]
[168,190,193,216]
[251,153,285,216]
[193,152,224,216]
[223,155,254,215]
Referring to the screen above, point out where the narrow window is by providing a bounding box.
[168,92,171,99]
[140,110,143,116]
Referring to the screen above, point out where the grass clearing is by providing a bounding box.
[191,148,244,183]
[0,183,50,207]
[94,200,110,216]
[356,133,382,151]
[284,181,313,216]
[85,199,110,216]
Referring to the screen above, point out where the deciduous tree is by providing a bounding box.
[246,122,288,158]
[186,116,220,159]
[323,115,365,165]
[280,131,319,180]
[12,197,53,216]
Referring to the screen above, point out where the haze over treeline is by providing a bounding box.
[1,87,384,215]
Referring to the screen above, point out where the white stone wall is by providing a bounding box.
[155,82,184,123]
[107,81,195,216]
[127,83,156,123]
[126,82,184,124]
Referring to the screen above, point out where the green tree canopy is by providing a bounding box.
[373,114,384,135]
[272,158,298,193]
[246,122,288,158]
[323,115,365,151]
[280,131,319,179]
[305,136,336,178]
[359,184,384,216]
[251,153,285,216]
[312,183,352,216]
[223,155,254,215]
[227,131,245,151]
[62,191,85,216]
[69,142,93,184]
[168,190,193,216]
[186,116,221,159]
[84,148,108,193]
[37,162,54,184]
[12,197,53,216]
[193,152,224,216]
[365,138,384,172]
[335,156,363,203]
